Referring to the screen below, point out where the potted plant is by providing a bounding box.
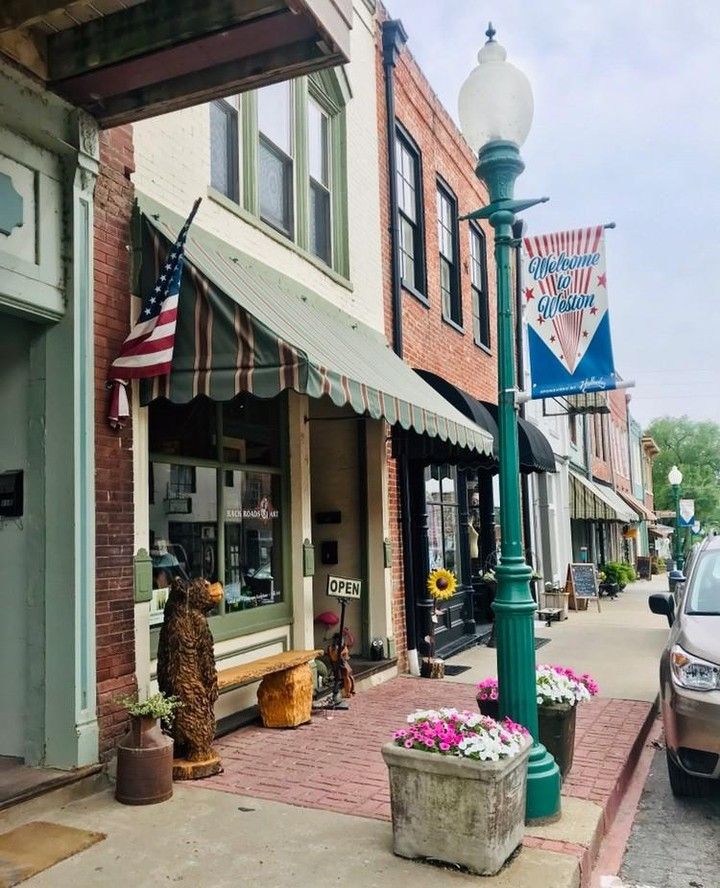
[382,708,531,875]
[602,561,636,593]
[115,692,182,805]
[476,666,599,778]
[420,569,457,678]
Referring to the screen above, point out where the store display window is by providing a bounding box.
[148,395,286,630]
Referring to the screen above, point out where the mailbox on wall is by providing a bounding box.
[0,470,23,518]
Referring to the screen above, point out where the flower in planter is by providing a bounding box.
[392,708,528,762]
[475,666,599,707]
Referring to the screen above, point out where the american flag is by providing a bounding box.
[107,199,201,428]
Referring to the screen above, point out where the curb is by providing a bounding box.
[578,696,659,887]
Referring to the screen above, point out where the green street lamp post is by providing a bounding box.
[668,465,684,571]
[458,24,561,823]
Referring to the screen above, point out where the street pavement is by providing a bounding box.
[446,575,671,702]
[616,749,720,888]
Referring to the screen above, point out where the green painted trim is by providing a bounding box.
[294,78,310,252]
[330,104,349,279]
[149,452,282,475]
[150,613,292,659]
[134,548,153,603]
[207,186,354,291]
[358,420,370,657]
[25,327,47,766]
[309,67,352,109]
[241,91,258,216]
[150,634,290,680]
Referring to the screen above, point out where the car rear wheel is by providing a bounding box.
[666,750,712,797]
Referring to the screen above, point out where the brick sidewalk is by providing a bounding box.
[201,676,653,825]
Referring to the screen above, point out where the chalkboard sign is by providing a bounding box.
[636,556,652,580]
[566,563,601,612]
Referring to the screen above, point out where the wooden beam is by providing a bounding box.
[0,1,74,32]
[67,37,342,128]
[47,0,286,81]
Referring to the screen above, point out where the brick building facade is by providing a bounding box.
[376,12,499,665]
[94,127,138,759]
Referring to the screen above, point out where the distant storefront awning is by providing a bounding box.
[648,524,673,538]
[569,469,639,523]
[137,195,493,458]
[617,490,656,522]
[414,370,556,474]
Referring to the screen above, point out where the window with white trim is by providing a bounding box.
[437,182,461,326]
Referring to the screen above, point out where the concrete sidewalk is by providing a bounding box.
[446,575,670,702]
[18,785,582,888]
[12,576,667,887]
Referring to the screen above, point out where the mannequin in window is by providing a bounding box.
[468,520,479,560]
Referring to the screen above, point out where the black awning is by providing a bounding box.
[480,401,556,474]
[413,369,556,474]
[414,370,497,457]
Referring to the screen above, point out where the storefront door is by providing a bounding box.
[0,316,31,757]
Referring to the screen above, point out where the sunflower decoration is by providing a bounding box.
[427,568,457,602]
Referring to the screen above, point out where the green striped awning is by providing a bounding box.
[138,195,493,457]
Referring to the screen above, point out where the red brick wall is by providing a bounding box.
[591,412,613,484]
[376,12,498,664]
[608,389,630,494]
[94,126,137,760]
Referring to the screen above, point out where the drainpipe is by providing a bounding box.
[382,18,408,357]
[512,220,534,581]
[382,19,419,674]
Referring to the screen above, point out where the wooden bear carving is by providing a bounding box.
[157,577,223,775]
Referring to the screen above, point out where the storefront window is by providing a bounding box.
[425,464,461,580]
[148,395,285,627]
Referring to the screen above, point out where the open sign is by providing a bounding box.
[326,575,362,600]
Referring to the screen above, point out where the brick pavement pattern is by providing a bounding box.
[201,677,652,825]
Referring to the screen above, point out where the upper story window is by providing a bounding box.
[308,98,331,264]
[569,412,578,447]
[258,82,294,238]
[437,181,461,327]
[208,72,349,277]
[210,98,239,203]
[396,128,425,297]
[469,224,489,348]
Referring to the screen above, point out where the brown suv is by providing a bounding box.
[649,535,720,796]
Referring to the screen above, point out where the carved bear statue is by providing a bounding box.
[156,577,223,767]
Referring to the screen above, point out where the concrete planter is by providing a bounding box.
[381,737,531,875]
[477,699,577,780]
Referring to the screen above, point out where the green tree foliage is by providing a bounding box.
[645,417,720,529]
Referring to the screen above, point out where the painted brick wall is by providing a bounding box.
[376,9,499,663]
[94,126,137,760]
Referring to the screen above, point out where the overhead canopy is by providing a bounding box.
[569,469,639,523]
[413,370,556,473]
[480,401,556,474]
[138,194,494,458]
[0,0,351,127]
[617,490,656,522]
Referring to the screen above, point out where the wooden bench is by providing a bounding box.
[217,649,322,729]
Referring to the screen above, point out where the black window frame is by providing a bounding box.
[395,124,427,302]
[436,178,462,329]
[210,98,240,204]
[469,222,490,349]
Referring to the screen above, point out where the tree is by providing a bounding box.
[645,417,720,532]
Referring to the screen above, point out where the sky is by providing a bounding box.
[385,0,720,429]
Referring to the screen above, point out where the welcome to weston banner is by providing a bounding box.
[522,226,618,400]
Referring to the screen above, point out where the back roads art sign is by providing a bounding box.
[522,226,618,399]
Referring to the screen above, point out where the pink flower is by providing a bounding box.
[404,739,413,749]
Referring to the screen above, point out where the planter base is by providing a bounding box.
[173,752,223,780]
[420,658,445,679]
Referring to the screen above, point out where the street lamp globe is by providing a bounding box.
[668,465,683,486]
[458,23,534,155]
